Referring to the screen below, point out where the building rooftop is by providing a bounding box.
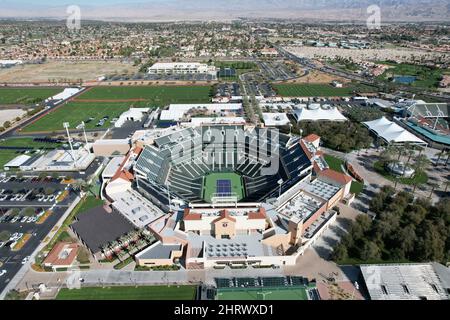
[110,188,165,228]
[360,263,450,300]
[71,206,134,253]
[43,242,79,267]
[136,241,181,260]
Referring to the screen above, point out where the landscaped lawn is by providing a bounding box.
[0,87,61,105]
[21,102,131,132]
[376,61,446,89]
[323,154,345,172]
[76,195,104,214]
[373,161,428,185]
[273,84,370,97]
[76,85,212,105]
[324,154,364,194]
[56,285,197,300]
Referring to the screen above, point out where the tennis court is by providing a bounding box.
[202,172,245,202]
[216,179,232,196]
[217,287,309,300]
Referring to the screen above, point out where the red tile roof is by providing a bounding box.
[248,207,267,220]
[213,210,236,223]
[299,140,313,159]
[304,134,320,143]
[183,208,202,220]
[319,169,352,185]
[43,242,79,266]
[133,146,143,155]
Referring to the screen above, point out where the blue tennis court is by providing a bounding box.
[217,179,232,195]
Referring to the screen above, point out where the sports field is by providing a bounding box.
[22,102,131,133]
[56,285,197,300]
[217,287,308,300]
[0,87,61,105]
[274,83,355,97]
[0,137,62,167]
[202,172,245,202]
[76,85,212,106]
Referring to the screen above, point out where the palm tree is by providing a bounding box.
[380,145,396,164]
[444,180,450,193]
[428,182,439,198]
[435,148,446,166]
[403,148,416,176]
[444,150,450,166]
[412,154,431,176]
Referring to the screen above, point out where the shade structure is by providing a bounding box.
[363,117,426,145]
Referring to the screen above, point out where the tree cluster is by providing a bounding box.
[333,186,450,263]
[296,121,373,152]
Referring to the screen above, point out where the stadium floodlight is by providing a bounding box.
[63,122,78,168]
[80,121,89,146]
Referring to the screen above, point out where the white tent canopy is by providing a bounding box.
[292,107,347,122]
[363,116,426,145]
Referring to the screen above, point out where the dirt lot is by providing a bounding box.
[0,60,138,83]
[277,69,349,84]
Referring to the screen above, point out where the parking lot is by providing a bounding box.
[214,82,241,98]
[0,174,79,293]
[258,61,297,81]
[106,73,217,82]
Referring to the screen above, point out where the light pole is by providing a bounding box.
[80,121,89,146]
[63,122,78,168]
[277,178,283,198]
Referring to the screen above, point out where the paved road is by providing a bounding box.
[0,193,81,299]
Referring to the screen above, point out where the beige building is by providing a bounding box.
[92,139,131,157]
[135,241,183,267]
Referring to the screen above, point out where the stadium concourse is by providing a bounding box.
[99,124,355,270]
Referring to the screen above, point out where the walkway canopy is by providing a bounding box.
[363,117,426,145]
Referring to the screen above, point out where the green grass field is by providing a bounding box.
[0,87,61,105]
[376,62,446,89]
[323,154,364,195]
[374,160,428,186]
[217,287,308,300]
[202,172,245,202]
[56,285,197,300]
[78,85,212,106]
[0,137,62,167]
[22,102,131,133]
[274,84,357,97]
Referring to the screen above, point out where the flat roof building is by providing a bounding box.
[148,62,217,78]
[360,263,450,300]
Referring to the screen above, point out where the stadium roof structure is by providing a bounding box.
[363,117,426,145]
[292,106,347,122]
[407,102,449,119]
[360,263,450,300]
